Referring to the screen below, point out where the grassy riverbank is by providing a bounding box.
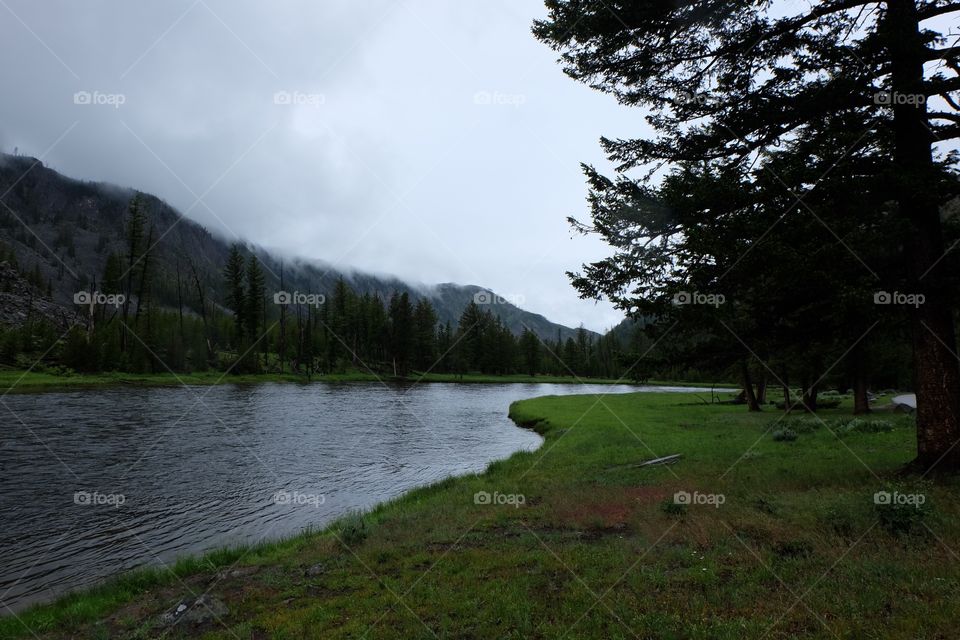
[0,369,730,393]
[5,391,952,639]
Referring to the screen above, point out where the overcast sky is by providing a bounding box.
[0,0,650,332]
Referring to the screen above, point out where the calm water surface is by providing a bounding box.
[0,381,699,611]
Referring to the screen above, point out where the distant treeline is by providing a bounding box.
[0,196,649,381]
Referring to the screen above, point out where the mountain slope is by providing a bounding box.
[0,154,594,341]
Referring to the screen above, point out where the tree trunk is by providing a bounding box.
[800,376,818,413]
[85,277,96,337]
[175,260,185,341]
[854,377,870,415]
[145,278,154,373]
[278,262,286,373]
[756,376,767,405]
[887,0,960,471]
[294,304,303,373]
[132,226,154,330]
[912,308,960,469]
[852,343,871,415]
[262,296,268,369]
[741,361,760,412]
[187,259,212,366]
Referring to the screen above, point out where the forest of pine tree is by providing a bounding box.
[0,196,639,381]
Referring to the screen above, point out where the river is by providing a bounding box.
[0,381,704,612]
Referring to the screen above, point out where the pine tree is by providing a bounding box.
[413,298,438,372]
[436,321,453,373]
[455,301,487,372]
[102,254,123,295]
[387,292,414,376]
[520,328,541,377]
[120,194,145,352]
[245,255,266,370]
[245,255,266,343]
[223,244,247,346]
[367,293,388,366]
[277,261,287,372]
[330,277,355,366]
[536,0,960,469]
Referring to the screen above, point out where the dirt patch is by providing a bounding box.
[622,485,674,504]
[552,485,674,531]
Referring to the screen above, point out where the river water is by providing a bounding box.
[0,381,701,611]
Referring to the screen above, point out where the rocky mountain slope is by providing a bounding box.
[0,153,595,340]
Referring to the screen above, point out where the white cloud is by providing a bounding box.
[0,0,639,331]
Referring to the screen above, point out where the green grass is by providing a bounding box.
[3,392,953,639]
[0,369,732,394]
[0,370,310,393]
[401,372,712,386]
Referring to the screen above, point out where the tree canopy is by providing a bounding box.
[536,0,960,470]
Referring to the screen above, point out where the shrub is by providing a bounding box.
[874,485,932,536]
[335,511,371,546]
[788,418,820,434]
[876,500,928,535]
[835,418,894,436]
[766,417,821,434]
[772,428,798,442]
[820,391,852,399]
[822,506,857,538]
[752,496,778,515]
[660,499,687,516]
[774,539,814,559]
